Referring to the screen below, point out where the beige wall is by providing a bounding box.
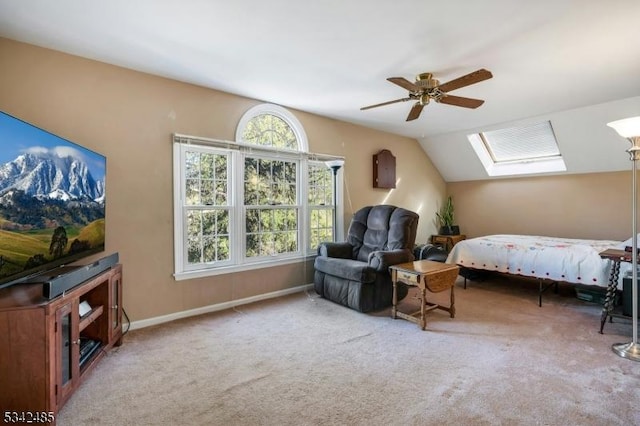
[0,38,445,322]
[448,171,631,241]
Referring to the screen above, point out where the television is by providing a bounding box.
[0,111,106,289]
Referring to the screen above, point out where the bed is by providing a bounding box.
[445,234,630,305]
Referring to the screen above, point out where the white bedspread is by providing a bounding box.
[446,234,624,288]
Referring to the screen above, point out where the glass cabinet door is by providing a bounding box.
[56,301,78,405]
[110,270,123,343]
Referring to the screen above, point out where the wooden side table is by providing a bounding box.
[390,260,460,330]
[430,234,466,252]
[598,248,633,333]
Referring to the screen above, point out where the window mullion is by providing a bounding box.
[233,150,244,266]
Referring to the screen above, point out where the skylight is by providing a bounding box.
[468,121,566,177]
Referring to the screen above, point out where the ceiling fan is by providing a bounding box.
[361,68,493,121]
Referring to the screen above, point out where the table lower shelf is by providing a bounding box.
[392,290,456,330]
[394,300,454,329]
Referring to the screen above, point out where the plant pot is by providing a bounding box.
[439,225,460,235]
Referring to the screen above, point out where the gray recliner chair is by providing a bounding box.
[313,205,419,312]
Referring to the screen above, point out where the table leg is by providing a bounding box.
[420,287,427,330]
[600,260,620,334]
[391,273,398,320]
[450,286,456,318]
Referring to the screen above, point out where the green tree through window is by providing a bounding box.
[242,114,298,149]
[183,149,230,264]
[244,157,298,257]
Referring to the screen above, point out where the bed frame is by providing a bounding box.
[459,267,560,307]
[448,234,624,306]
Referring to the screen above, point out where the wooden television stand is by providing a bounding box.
[0,264,123,423]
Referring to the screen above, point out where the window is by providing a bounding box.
[468,121,566,177]
[183,147,231,266]
[173,104,343,279]
[307,162,334,251]
[243,156,298,258]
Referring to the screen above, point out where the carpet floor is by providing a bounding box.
[57,275,640,425]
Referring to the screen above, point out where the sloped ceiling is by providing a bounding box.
[1,0,639,181]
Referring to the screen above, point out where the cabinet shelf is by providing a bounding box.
[79,340,103,372]
[79,305,104,332]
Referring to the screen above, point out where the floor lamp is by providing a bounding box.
[325,159,344,242]
[607,116,640,361]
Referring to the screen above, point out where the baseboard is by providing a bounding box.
[129,283,314,330]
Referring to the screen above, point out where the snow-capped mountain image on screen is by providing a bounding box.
[0,111,106,287]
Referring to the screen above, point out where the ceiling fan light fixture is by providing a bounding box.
[431,88,446,102]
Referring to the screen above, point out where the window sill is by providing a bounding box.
[174,254,316,281]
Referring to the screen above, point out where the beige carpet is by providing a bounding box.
[58,275,640,425]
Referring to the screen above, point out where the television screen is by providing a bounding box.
[0,111,106,288]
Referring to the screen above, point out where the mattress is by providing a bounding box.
[446,234,626,288]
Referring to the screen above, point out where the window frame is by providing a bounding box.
[240,151,301,261]
[467,120,567,177]
[173,105,343,281]
[181,145,234,270]
[307,160,337,253]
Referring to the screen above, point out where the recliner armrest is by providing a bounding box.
[368,249,413,272]
[317,242,353,259]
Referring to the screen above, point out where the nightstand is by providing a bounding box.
[430,234,466,252]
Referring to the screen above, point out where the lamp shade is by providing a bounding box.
[607,116,640,138]
[325,159,345,169]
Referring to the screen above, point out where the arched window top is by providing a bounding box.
[236,104,308,152]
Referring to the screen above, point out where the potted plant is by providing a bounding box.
[436,196,460,235]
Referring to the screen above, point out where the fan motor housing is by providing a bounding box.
[416,73,439,89]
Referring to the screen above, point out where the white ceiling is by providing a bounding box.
[1,0,640,181]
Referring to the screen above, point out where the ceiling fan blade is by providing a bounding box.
[387,77,420,92]
[438,69,493,93]
[406,102,424,121]
[438,95,485,109]
[360,97,411,110]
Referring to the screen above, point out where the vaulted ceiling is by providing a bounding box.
[1,0,640,181]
